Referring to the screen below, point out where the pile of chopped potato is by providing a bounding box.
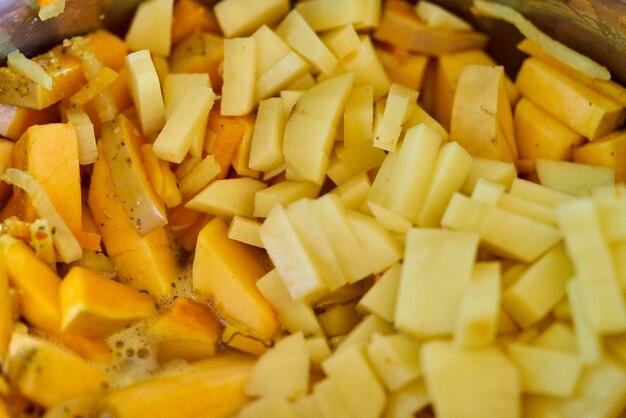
[0,0,624,417]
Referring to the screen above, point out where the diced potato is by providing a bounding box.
[591,184,626,242]
[178,155,221,198]
[367,200,412,233]
[146,298,221,362]
[460,158,517,195]
[454,262,500,349]
[421,341,521,418]
[415,1,471,31]
[343,85,374,147]
[140,144,181,208]
[221,38,257,116]
[186,178,267,218]
[228,216,264,248]
[516,58,625,140]
[373,83,419,151]
[451,65,516,162]
[340,36,391,101]
[557,199,626,334]
[358,263,401,322]
[102,355,254,418]
[236,397,297,418]
[496,193,557,226]
[256,269,319,334]
[60,266,155,338]
[471,178,506,206]
[11,123,82,231]
[5,332,105,408]
[508,178,575,209]
[313,379,353,418]
[254,181,320,218]
[502,244,573,329]
[374,0,488,55]
[193,218,278,345]
[566,280,602,364]
[275,10,338,76]
[536,159,615,196]
[125,50,165,136]
[385,379,430,418]
[322,345,386,418]
[366,333,421,391]
[125,0,174,56]
[534,322,577,352]
[395,228,478,338]
[507,343,583,397]
[249,97,286,172]
[330,172,371,210]
[245,332,309,399]
[214,0,290,38]
[321,25,361,60]
[442,193,562,263]
[318,302,362,337]
[306,336,332,366]
[296,0,366,31]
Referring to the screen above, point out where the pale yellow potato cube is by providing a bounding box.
[441,193,562,262]
[152,85,217,163]
[454,262,500,349]
[322,345,386,418]
[421,341,521,418]
[373,83,419,151]
[125,50,166,136]
[214,0,290,38]
[163,73,211,118]
[403,103,449,142]
[395,228,479,338]
[557,199,626,334]
[125,0,173,57]
[252,25,293,77]
[367,201,412,234]
[254,181,320,218]
[341,36,391,101]
[507,343,583,397]
[336,314,394,353]
[502,244,573,329]
[260,205,329,303]
[276,10,338,76]
[471,178,506,206]
[321,25,361,60]
[343,85,374,147]
[384,380,429,418]
[306,336,331,366]
[186,178,266,218]
[366,333,422,391]
[536,159,615,196]
[221,37,257,116]
[245,332,309,399]
[256,51,310,101]
[228,216,263,248]
[296,0,366,31]
[358,263,401,322]
[178,154,220,198]
[330,172,371,210]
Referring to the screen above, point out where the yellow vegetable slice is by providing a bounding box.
[472,0,611,80]
[7,50,53,91]
[1,168,82,263]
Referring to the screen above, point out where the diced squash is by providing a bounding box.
[11,123,82,231]
[140,144,182,207]
[3,239,110,361]
[60,266,156,338]
[374,0,488,55]
[205,109,255,179]
[193,218,278,345]
[88,141,177,297]
[0,256,11,359]
[147,298,221,362]
[0,30,127,110]
[5,332,105,408]
[376,48,429,92]
[101,355,255,418]
[0,138,14,205]
[572,130,626,183]
[0,104,58,140]
[172,0,221,45]
[170,32,224,91]
[516,58,626,140]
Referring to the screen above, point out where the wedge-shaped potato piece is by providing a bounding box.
[340,36,391,101]
[536,159,615,196]
[5,332,105,408]
[284,74,353,183]
[260,205,329,303]
[254,181,320,218]
[125,0,174,57]
[228,216,263,248]
[3,239,110,361]
[451,65,516,162]
[422,340,521,418]
[11,123,81,231]
[186,178,267,218]
[125,50,166,136]
[502,244,573,329]
[514,97,584,162]
[385,380,430,418]
[496,193,557,227]
[249,97,287,172]
[442,193,562,262]
[193,217,278,345]
[534,322,577,352]
[375,0,487,55]
[358,263,401,322]
[286,199,348,291]
[396,228,478,338]
[256,269,319,334]
[276,10,338,76]
[471,177,506,205]
[516,58,625,140]
[318,302,361,338]
[460,158,517,195]
[60,266,155,338]
[214,0,289,38]
[557,199,626,334]
[415,1,471,30]
[335,313,394,353]
[102,355,254,418]
[573,130,626,183]
[373,83,419,151]
[507,343,583,397]
[366,333,422,391]
[454,262,500,349]
[328,142,386,185]
[0,30,126,109]
[508,178,575,209]
[331,171,371,210]
[366,200,412,233]
[322,345,386,418]
[245,332,309,400]
[321,24,361,60]
[178,155,221,198]
[296,0,366,31]
[88,142,176,297]
[147,298,220,362]
[101,114,167,236]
